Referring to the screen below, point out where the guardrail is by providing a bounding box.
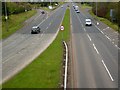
[63,41,68,90]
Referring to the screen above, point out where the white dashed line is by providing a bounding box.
[46,27,48,29]
[93,43,99,54]
[102,60,114,81]
[81,24,84,27]
[49,23,51,26]
[87,34,91,41]
[83,28,86,32]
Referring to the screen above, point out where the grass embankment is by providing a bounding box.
[3,9,70,88]
[80,4,118,31]
[1,10,37,40]
[89,10,118,31]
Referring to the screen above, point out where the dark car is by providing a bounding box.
[31,26,40,34]
[41,11,45,14]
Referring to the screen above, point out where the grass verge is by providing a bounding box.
[80,4,118,31]
[3,9,70,88]
[89,9,118,31]
[1,10,37,40]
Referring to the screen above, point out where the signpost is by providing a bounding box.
[60,25,64,41]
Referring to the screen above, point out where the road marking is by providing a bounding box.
[46,27,48,29]
[93,43,99,54]
[34,14,41,20]
[49,22,51,26]
[102,60,114,81]
[83,28,86,32]
[114,44,120,50]
[100,31,104,34]
[105,35,111,41]
[87,34,91,41]
[81,24,84,27]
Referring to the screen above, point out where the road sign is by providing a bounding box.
[60,25,64,31]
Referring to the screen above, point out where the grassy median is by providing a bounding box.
[1,10,37,40]
[3,9,70,88]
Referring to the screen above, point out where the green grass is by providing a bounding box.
[2,10,37,40]
[3,9,70,88]
[81,4,92,9]
[89,10,118,31]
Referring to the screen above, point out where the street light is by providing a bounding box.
[96,0,99,25]
[5,0,8,31]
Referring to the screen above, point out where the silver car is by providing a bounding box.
[31,26,41,34]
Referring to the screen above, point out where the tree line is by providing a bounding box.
[2,2,58,16]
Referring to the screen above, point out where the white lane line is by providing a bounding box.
[102,60,114,81]
[34,14,41,20]
[105,35,111,41]
[93,43,99,54]
[100,31,104,34]
[81,24,84,27]
[46,27,48,29]
[49,22,51,26]
[87,34,92,41]
[83,28,86,32]
[115,45,120,49]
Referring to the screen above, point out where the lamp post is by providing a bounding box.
[5,0,8,31]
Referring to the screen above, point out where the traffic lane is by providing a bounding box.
[72,33,117,88]
[78,5,119,47]
[75,9,118,86]
[77,12,118,82]
[2,5,66,62]
[2,10,47,50]
[77,11,118,61]
[71,6,117,88]
[85,26,118,84]
[2,5,67,83]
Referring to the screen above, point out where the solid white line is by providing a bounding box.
[93,43,99,54]
[87,34,91,41]
[105,35,111,41]
[100,31,104,34]
[102,60,114,81]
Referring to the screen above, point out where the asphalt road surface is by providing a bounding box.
[70,3,118,88]
[2,4,67,84]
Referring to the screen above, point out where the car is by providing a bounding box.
[76,10,80,13]
[31,26,41,34]
[85,19,92,26]
[73,5,75,9]
[41,11,45,14]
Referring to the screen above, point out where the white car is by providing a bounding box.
[85,19,92,26]
[31,26,41,34]
[76,10,80,13]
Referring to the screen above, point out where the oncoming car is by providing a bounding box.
[31,26,41,34]
[85,19,92,26]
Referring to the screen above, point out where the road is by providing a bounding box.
[1,4,67,84]
[70,3,118,88]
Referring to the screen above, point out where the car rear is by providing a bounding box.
[85,19,92,26]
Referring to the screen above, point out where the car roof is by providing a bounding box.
[32,26,38,28]
[85,19,91,21]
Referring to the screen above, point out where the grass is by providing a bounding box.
[3,8,70,88]
[89,10,118,31]
[2,10,37,40]
[81,4,92,9]
[80,3,118,31]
